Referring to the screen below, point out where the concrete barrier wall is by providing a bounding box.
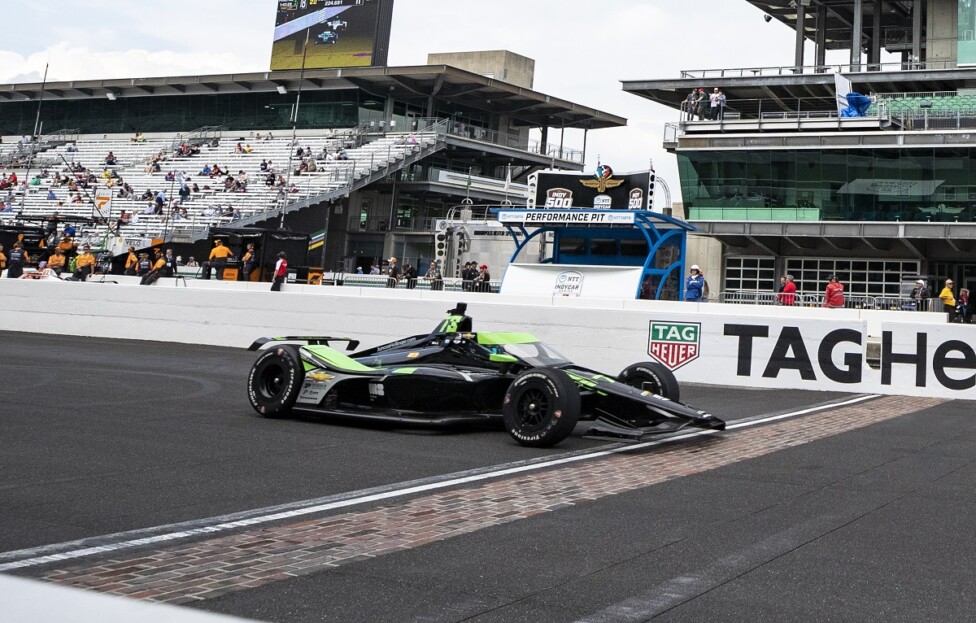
[0,278,962,399]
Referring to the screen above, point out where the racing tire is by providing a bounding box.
[617,361,680,402]
[247,345,305,418]
[502,368,580,448]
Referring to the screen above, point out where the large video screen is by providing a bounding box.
[271,0,393,71]
[528,167,654,211]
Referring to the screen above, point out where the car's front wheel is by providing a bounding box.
[502,368,580,447]
[247,345,304,418]
[617,361,680,402]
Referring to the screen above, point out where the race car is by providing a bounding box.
[246,304,724,447]
[315,29,338,45]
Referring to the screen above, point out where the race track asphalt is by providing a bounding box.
[2,331,975,622]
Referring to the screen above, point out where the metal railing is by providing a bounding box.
[716,291,944,312]
[327,273,501,292]
[679,59,959,80]
[386,117,584,164]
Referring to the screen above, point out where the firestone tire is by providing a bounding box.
[502,368,581,448]
[617,361,680,402]
[247,345,305,418]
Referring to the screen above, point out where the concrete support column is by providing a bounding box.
[912,0,923,67]
[795,3,807,72]
[871,0,883,69]
[851,0,864,70]
[816,5,827,71]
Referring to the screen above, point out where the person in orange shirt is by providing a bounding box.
[46,248,66,275]
[123,245,138,275]
[241,243,259,281]
[140,249,167,286]
[200,239,235,280]
[69,245,96,281]
[0,243,6,274]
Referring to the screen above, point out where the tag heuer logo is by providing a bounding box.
[648,321,701,370]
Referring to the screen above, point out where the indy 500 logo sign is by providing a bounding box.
[648,322,701,370]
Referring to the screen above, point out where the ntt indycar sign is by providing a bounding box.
[648,314,976,399]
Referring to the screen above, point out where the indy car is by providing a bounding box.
[246,304,724,447]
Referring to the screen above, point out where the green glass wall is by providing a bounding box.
[678,148,976,223]
[0,90,363,135]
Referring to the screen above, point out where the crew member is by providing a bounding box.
[123,245,138,275]
[241,243,259,281]
[200,239,234,280]
[140,249,167,286]
[7,242,29,279]
[270,251,288,292]
[47,248,66,275]
[70,245,96,281]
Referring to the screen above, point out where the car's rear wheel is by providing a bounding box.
[617,361,680,402]
[502,368,580,447]
[247,345,304,418]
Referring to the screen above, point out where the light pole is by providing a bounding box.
[20,62,49,213]
[280,28,311,229]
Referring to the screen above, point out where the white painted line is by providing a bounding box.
[0,394,880,573]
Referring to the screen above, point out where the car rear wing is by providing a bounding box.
[248,336,361,352]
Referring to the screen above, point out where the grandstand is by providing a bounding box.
[0,62,626,274]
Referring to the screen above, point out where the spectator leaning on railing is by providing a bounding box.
[777,274,796,306]
[824,275,845,308]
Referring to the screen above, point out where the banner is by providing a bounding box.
[271,0,394,70]
[646,312,976,399]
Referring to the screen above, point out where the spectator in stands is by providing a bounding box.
[200,239,235,280]
[709,88,726,120]
[165,171,176,182]
[777,274,797,305]
[141,189,154,202]
[46,189,57,200]
[244,144,253,154]
[957,288,971,323]
[425,260,443,291]
[71,193,84,204]
[265,172,276,187]
[211,164,224,178]
[123,245,138,275]
[369,264,379,275]
[824,275,846,308]
[475,264,491,292]
[685,265,705,302]
[68,245,96,281]
[295,160,308,176]
[142,201,157,215]
[940,279,956,319]
[260,160,269,172]
[155,190,166,211]
[386,257,399,288]
[402,263,418,289]
[270,252,288,292]
[306,159,317,173]
[1,199,13,213]
[131,132,145,143]
[6,242,27,278]
[337,148,349,160]
[201,164,213,176]
[56,235,75,255]
[46,248,66,275]
[105,151,117,165]
[66,143,78,153]
[179,184,191,203]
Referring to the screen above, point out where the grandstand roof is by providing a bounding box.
[0,65,626,131]
[742,0,916,51]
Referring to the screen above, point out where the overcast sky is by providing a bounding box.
[1,1,821,204]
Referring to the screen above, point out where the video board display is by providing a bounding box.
[271,0,393,70]
[527,167,655,211]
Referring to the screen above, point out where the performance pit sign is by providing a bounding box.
[647,313,976,399]
[497,210,636,225]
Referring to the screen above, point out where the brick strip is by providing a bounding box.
[25,396,942,604]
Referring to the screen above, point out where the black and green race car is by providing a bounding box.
[247,304,725,447]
